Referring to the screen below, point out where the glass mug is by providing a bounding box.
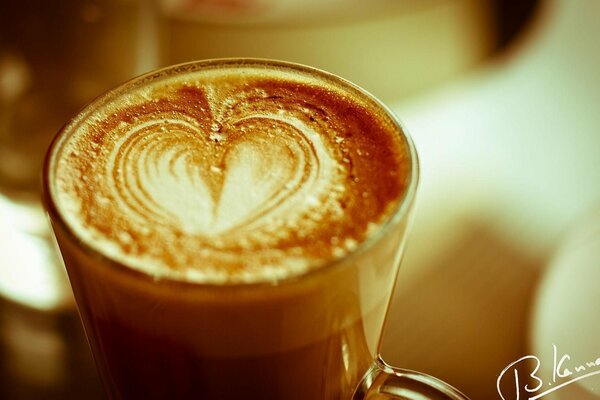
[42,59,469,400]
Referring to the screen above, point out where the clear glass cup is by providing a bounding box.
[42,59,469,400]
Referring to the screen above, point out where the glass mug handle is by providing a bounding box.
[353,356,470,400]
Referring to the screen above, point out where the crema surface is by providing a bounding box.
[49,61,411,283]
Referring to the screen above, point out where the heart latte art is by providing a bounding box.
[49,62,411,283]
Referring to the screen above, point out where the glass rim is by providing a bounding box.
[42,57,419,290]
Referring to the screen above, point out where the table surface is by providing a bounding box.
[382,0,600,398]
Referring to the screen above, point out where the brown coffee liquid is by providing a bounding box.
[45,60,413,400]
[57,224,398,400]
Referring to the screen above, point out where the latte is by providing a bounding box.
[48,60,410,283]
[44,59,418,400]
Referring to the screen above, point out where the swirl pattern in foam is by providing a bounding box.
[48,61,411,283]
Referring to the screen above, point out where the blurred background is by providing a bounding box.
[0,0,599,399]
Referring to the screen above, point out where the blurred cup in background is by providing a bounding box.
[158,0,496,102]
[0,0,159,398]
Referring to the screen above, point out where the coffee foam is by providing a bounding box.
[49,62,411,283]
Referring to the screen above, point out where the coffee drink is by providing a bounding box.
[44,59,416,399]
